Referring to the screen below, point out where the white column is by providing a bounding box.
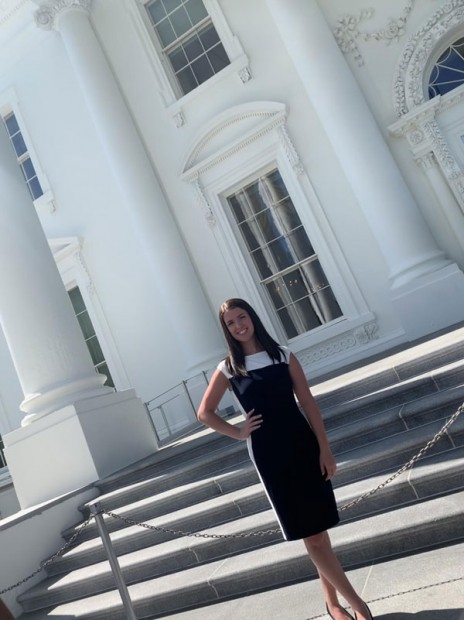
[265,0,450,289]
[0,120,112,426]
[35,0,223,373]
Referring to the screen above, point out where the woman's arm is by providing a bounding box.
[197,368,262,440]
[288,353,337,480]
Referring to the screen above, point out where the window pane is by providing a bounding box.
[77,311,96,340]
[274,198,302,233]
[170,6,191,38]
[4,114,19,136]
[199,23,220,49]
[162,0,182,13]
[287,227,315,261]
[29,177,43,200]
[22,157,35,181]
[240,221,261,252]
[155,18,177,46]
[87,335,104,365]
[11,132,27,157]
[208,43,229,73]
[267,236,296,270]
[251,248,274,279]
[183,34,203,62]
[147,0,166,24]
[169,46,188,71]
[177,65,197,94]
[255,209,281,244]
[312,287,343,323]
[295,297,323,331]
[191,54,214,85]
[266,170,289,201]
[68,287,86,314]
[185,0,208,25]
[277,307,298,339]
[229,196,246,223]
[429,36,464,98]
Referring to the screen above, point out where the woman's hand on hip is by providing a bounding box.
[320,447,337,480]
[238,409,262,440]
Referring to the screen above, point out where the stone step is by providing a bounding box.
[18,490,464,618]
[77,380,464,523]
[314,328,464,409]
[61,407,464,545]
[44,444,464,580]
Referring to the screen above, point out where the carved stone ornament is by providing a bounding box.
[238,66,252,83]
[34,0,92,30]
[393,0,464,117]
[298,320,379,367]
[0,0,27,25]
[333,1,414,67]
[277,125,304,175]
[192,176,216,227]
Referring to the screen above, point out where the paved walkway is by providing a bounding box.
[163,540,464,620]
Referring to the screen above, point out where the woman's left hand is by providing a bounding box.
[319,447,337,480]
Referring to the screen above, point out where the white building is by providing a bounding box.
[1,0,464,516]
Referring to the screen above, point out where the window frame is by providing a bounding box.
[128,0,250,123]
[0,89,55,214]
[224,169,344,340]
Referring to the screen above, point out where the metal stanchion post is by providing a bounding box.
[88,502,137,620]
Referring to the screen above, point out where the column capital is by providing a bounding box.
[34,0,92,31]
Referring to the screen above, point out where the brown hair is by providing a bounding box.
[219,298,282,376]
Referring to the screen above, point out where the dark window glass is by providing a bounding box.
[429,37,464,98]
[208,43,229,73]
[29,177,43,200]
[177,65,198,94]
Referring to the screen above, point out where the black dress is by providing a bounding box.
[218,349,339,541]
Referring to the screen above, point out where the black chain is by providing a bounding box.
[0,516,93,596]
[1,403,462,595]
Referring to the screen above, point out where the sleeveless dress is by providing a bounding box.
[218,348,339,541]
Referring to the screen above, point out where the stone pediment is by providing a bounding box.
[181,102,286,180]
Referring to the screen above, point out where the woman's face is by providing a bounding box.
[223,306,255,344]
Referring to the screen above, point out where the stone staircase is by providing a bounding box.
[17,328,464,619]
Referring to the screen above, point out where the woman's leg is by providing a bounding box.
[317,569,354,619]
[303,531,371,620]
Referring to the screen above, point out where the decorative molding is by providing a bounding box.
[192,175,216,226]
[0,0,27,25]
[298,320,379,366]
[277,125,304,175]
[181,102,287,179]
[393,0,464,117]
[238,65,252,83]
[34,0,92,31]
[333,1,414,67]
[173,112,185,128]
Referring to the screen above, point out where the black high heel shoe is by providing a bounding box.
[326,603,355,620]
[354,605,374,620]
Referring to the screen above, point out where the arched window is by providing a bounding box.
[428,36,464,99]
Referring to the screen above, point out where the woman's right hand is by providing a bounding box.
[238,409,262,440]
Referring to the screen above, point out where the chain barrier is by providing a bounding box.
[0,515,93,597]
[1,402,462,596]
[103,402,463,538]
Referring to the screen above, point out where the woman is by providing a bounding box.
[198,298,373,620]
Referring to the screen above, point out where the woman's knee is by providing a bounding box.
[304,531,328,550]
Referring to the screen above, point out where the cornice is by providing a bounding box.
[34,0,91,30]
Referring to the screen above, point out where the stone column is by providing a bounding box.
[35,0,223,373]
[0,116,158,508]
[0,120,112,426]
[265,0,464,337]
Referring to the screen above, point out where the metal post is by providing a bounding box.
[88,502,137,620]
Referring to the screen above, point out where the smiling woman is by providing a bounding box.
[197,298,374,620]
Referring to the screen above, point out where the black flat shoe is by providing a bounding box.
[326,603,355,620]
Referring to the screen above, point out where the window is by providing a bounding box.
[68,287,115,388]
[0,436,6,469]
[428,36,464,99]
[227,170,343,339]
[145,0,230,96]
[2,112,43,200]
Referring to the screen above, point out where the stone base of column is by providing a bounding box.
[3,389,158,509]
[391,263,464,341]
